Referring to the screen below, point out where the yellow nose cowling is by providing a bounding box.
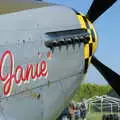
[76,14,98,73]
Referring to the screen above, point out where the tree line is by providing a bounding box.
[73,83,112,101]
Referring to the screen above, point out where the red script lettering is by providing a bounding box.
[0,50,48,96]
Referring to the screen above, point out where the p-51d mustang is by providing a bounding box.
[0,0,119,120]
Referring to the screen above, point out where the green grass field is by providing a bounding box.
[87,112,120,120]
[87,112,103,120]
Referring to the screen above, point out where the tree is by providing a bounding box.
[73,83,111,101]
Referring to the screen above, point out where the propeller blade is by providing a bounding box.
[87,0,117,23]
[91,56,120,96]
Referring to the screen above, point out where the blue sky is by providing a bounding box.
[46,0,120,85]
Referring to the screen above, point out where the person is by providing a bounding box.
[62,115,68,120]
[61,107,68,120]
[56,107,68,120]
[75,104,81,120]
[68,100,76,120]
[80,99,88,120]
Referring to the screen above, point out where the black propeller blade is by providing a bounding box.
[91,56,120,96]
[87,0,117,23]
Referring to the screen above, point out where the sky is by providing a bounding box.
[46,0,120,85]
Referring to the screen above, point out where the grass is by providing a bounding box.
[87,112,103,120]
[87,112,120,120]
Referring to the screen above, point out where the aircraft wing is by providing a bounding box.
[0,0,54,14]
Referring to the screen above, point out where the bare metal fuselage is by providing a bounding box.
[0,5,85,120]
